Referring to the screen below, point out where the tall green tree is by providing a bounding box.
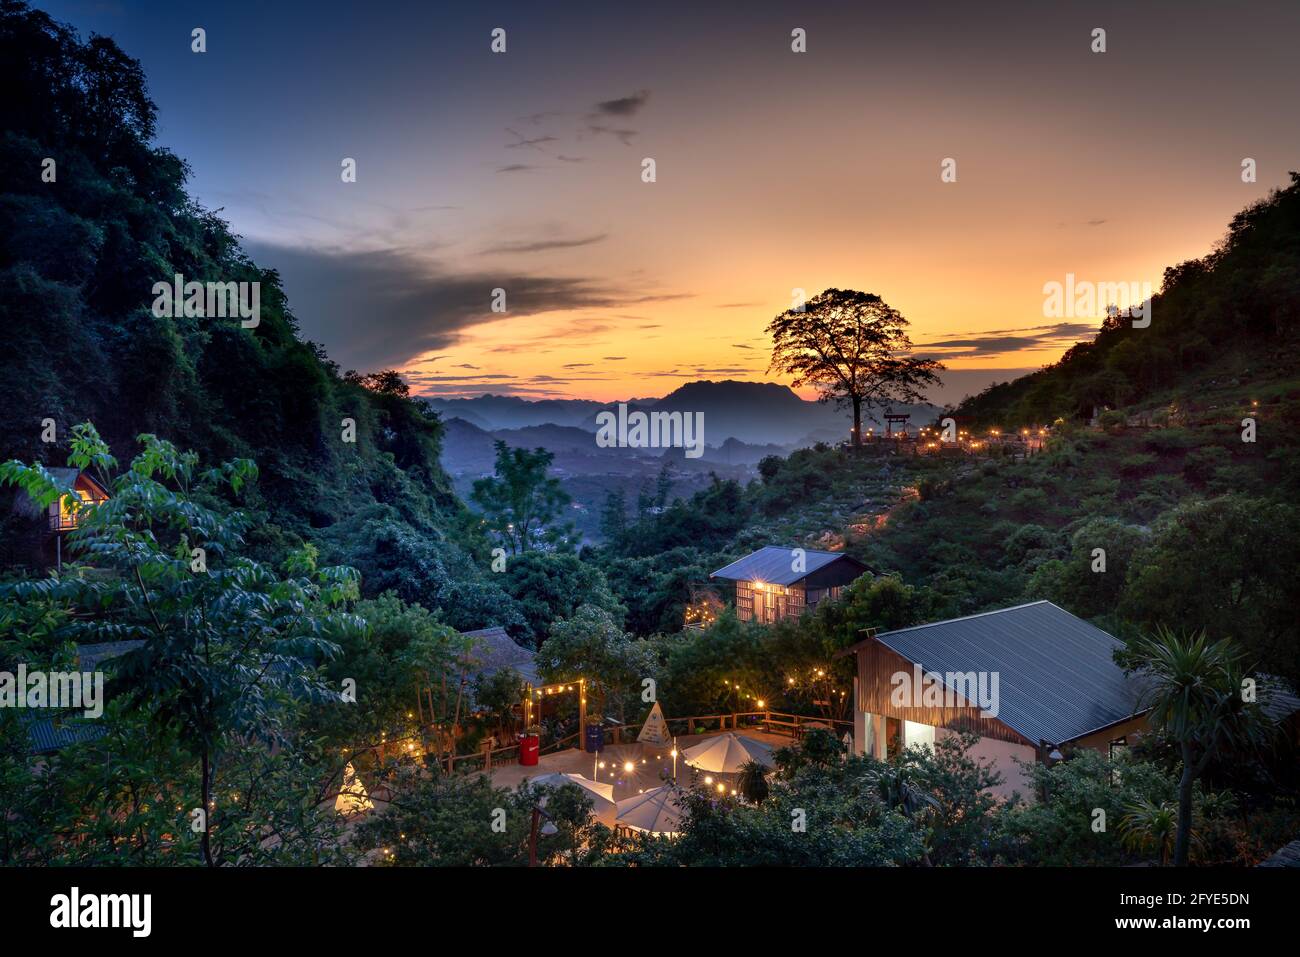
[0,423,363,866]
[767,289,944,446]
[471,441,572,554]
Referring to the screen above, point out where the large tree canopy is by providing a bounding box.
[767,289,943,446]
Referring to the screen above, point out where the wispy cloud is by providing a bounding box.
[594,90,650,116]
[914,322,1098,358]
[481,233,609,255]
[504,128,558,151]
[246,241,687,371]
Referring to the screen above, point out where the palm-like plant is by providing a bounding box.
[1119,799,1181,866]
[736,759,770,804]
[1118,627,1270,866]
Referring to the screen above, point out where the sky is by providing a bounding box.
[38,0,1300,405]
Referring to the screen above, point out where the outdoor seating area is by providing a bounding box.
[484,726,787,836]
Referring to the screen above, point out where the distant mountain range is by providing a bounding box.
[440,416,789,476]
[425,380,937,451]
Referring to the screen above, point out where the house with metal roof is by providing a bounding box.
[840,600,1300,799]
[710,546,870,624]
[6,467,110,570]
[838,601,1152,798]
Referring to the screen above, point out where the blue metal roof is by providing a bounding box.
[710,546,862,587]
[871,601,1145,745]
[24,714,107,754]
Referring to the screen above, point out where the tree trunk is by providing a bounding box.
[852,396,863,447]
[201,745,214,867]
[1174,743,1195,866]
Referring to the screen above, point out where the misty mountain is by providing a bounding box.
[440,416,794,476]
[423,394,603,430]
[428,380,937,449]
[582,380,938,446]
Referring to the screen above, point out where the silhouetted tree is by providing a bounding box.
[767,289,943,446]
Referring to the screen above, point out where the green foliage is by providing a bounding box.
[0,2,487,620]
[1121,498,1300,684]
[325,512,524,634]
[536,605,656,722]
[471,441,573,554]
[998,750,1179,866]
[495,552,625,648]
[0,424,362,865]
[353,769,611,866]
[1117,627,1275,866]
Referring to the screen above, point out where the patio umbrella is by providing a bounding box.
[527,772,617,827]
[681,732,775,774]
[615,784,684,836]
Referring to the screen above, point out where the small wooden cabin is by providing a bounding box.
[710,546,870,624]
[6,468,110,569]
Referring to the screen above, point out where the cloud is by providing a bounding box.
[603,356,626,360]
[246,241,682,370]
[733,344,755,350]
[504,129,558,151]
[594,90,650,116]
[496,164,536,173]
[453,363,480,369]
[913,322,1099,359]
[717,301,761,308]
[585,124,638,145]
[481,233,609,255]
[562,362,593,368]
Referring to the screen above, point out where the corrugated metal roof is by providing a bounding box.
[24,714,107,754]
[462,626,539,686]
[23,641,142,754]
[710,546,861,586]
[872,601,1145,746]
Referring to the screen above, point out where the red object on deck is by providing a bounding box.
[519,733,539,766]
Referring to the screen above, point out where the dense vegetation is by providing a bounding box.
[1,2,1295,867]
[0,0,511,628]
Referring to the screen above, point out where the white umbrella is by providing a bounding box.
[615,785,684,835]
[681,732,774,773]
[527,772,617,827]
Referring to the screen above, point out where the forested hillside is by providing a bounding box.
[953,173,1300,426]
[0,2,514,629]
[593,177,1300,687]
